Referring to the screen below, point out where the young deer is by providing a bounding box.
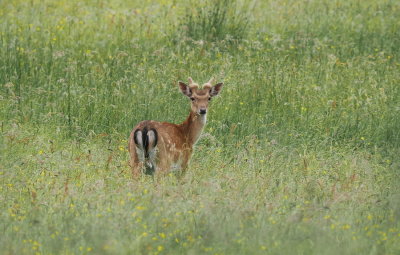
[128,77,223,177]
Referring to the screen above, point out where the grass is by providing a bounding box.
[1,0,400,254]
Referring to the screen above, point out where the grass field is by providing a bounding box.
[1,0,400,254]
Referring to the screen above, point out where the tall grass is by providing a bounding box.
[179,0,250,42]
[1,0,400,254]
[0,0,399,147]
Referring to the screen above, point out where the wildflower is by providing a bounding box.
[136,205,146,210]
[342,224,351,230]
[157,246,163,251]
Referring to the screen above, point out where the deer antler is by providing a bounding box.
[188,77,199,89]
[203,77,214,89]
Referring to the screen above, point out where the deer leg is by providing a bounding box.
[131,161,144,179]
[153,157,171,181]
[129,145,144,179]
[174,153,191,180]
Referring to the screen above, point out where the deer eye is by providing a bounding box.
[190,97,195,101]
[208,97,211,101]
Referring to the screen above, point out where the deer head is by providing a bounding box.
[179,77,223,115]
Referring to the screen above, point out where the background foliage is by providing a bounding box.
[1,0,399,254]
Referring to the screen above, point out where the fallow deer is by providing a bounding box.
[128,77,223,177]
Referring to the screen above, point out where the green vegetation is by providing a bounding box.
[1,0,399,254]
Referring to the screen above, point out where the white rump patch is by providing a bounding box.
[135,129,158,168]
[146,130,157,168]
[134,130,143,148]
[147,130,156,149]
[134,130,145,161]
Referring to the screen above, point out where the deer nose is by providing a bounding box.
[199,109,207,115]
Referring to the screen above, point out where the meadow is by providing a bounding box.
[1,0,399,254]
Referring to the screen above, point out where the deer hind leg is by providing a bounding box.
[131,160,144,178]
[128,145,144,178]
[129,131,144,178]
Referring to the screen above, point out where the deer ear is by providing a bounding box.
[179,82,192,97]
[210,82,223,97]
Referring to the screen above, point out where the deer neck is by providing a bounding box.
[180,110,206,146]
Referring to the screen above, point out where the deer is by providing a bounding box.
[128,77,223,177]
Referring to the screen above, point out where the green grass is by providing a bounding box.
[1,0,400,254]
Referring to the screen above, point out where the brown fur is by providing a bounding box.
[128,78,223,177]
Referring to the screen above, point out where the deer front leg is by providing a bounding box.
[175,151,192,179]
